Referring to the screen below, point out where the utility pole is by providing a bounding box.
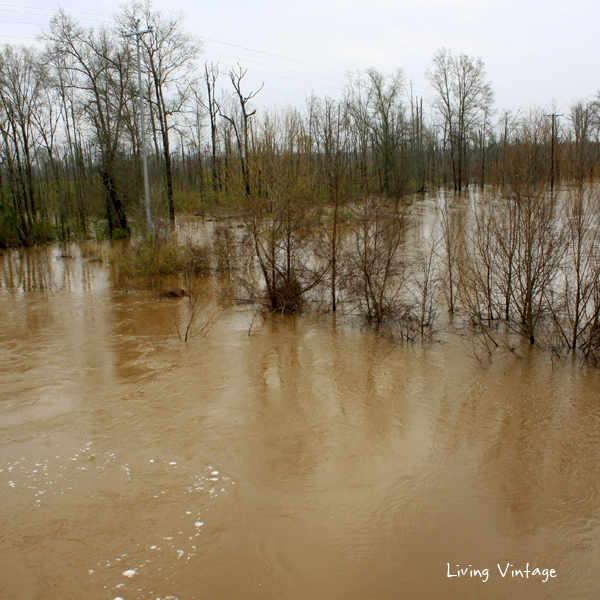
[544,113,563,196]
[125,20,153,235]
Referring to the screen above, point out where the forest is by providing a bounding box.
[1,2,600,361]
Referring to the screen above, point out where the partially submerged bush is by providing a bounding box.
[0,206,59,247]
[115,234,211,283]
[0,207,21,247]
[213,225,240,272]
[185,243,212,276]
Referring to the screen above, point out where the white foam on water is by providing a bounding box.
[67,461,237,591]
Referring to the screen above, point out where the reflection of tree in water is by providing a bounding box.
[240,316,415,486]
[433,350,600,543]
[335,330,413,443]
[0,246,56,292]
[241,316,326,484]
[0,244,105,294]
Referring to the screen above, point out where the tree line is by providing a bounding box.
[2,1,600,362]
[0,1,599,246]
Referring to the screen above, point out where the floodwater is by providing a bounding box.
[1,241,600,600]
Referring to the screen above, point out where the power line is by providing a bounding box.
[0,33,36,38]
[0,8,523,111]
[203,49,347,85]
[0,19,49,24]
[0,3,108,17]
[203,37,438,97]
[201,36,348,76]
[0,9,353,80]
[1,7,57,15]
[209,58,345,92]
[0,7,108,22]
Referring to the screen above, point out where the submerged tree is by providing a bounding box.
[242,108,325,311]
[345,198,409,325]
[308,94,351,311]
[550,186,600,352]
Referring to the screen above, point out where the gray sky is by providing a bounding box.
[2,0,598,113]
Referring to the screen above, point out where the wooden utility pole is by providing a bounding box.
[544,113,563,196]
[125,20,153,235]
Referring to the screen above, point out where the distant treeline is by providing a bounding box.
[0,1,599,246]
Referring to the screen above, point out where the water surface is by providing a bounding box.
[1,243,599,600]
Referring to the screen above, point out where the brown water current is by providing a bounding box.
[1,242,600,600]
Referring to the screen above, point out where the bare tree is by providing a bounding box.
[118,0,201,223]
[240,107,327,311]
[219,64,263,197]
[550,186,600,352]
[346,68,407,196]
[438,192,463,313]
[496,108,520,187]
[308,94,350,311]
[426,47,494,191]
[345,198,408,325]
[501,121,565,344]
[45,10,134,237]
[198,62,220,194]
[407,233,440,338]
[0,45,45,240]
[568,100,596,182]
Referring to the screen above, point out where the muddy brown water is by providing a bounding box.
[1,242,600,600]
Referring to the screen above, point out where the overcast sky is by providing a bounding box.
[2,0,599,114]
